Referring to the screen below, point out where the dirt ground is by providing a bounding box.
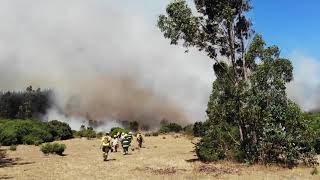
[0,134,319,180]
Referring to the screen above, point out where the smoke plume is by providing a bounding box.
[0,0,213,130]
[287,52,320,112]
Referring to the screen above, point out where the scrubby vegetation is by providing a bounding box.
[48,120,73,140]
[159,123,182,133]
[158,0,318,167]
[40,142,66,155]
[304,113,320,154]
[110,127,128,137]
[75,125,97,139]
[0,119,73,146]
[0,86,52,119]
[0,120,54,145]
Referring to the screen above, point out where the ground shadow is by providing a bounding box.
[185,158,200,163]
[0,157,34,168]
[0,175,13,179]
[105,158,116,161]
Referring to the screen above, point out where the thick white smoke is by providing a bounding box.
[287,52,320,112]
[0,1,318,130]
[0,0,214,129]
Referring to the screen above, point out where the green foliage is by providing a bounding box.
[48,120,73,140]
[0,120,53,145]
[193,122,207,137]
[183,124,193,136]
[109,127,128,137]
[77,126,96,139]
[9,144,17,151]
[304,113,320,154]
[0,86,52,119]
[0,119,73,146]
[159,0,317,167]
[40,143,66,155]
[159,123,182,133]
[96,132,104,138]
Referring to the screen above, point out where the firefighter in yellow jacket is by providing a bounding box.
[100,132,112,161]
[137,132,144,148]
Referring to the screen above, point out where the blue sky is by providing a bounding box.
[128,0,320,60]
[251,0,320,59]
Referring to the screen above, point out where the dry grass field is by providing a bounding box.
[0,134,319,180]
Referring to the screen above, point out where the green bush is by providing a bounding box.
[9,145,17,151]
[305,113,320,154]
[109,127,128,137]
[0,120,53,145]
[159,123,182,133]
[80,129,96,139]
[183,124,193,136]
[47,120,73,140]
[193,122,207,137]
[40,143,66,155]
[96,132,104,138]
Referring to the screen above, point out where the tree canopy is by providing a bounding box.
[158,0,317,167]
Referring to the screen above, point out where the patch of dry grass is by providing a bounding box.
[0,135,318,180]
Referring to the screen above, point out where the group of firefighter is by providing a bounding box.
[100,131,144,161]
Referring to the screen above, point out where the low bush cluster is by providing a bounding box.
[159,123,182,133]
[75,126,97,139]
[40,143,66,155]
[0,119,73,146]
[109,127,128,137]
[48,120,73,140]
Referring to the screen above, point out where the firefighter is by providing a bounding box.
[121,133,131,155]
[100,132,112,161]
[137,132,143,148]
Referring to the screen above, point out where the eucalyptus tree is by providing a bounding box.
[158,0,316,166]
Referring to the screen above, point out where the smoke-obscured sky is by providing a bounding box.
[0,0,319,127]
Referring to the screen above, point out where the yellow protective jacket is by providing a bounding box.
[101,136,112,147]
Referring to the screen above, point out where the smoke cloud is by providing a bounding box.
[0,0,214,129]
[287,52,320,112]
[0,1,318,130]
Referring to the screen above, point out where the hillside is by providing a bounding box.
[0,135,319,180]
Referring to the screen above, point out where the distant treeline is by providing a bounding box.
[0,86,53,119]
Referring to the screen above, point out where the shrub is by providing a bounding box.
[193,122,207,137]
[9,145,17,151]
[77,126,97,139]
[109,127,128,137]
[159,123,182,133]
[47,120,73,140]
[183,124,193,136]
[145,133,151,137]
[0,120,53,145]
[96,132,104,138]
[40,143,66,155]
